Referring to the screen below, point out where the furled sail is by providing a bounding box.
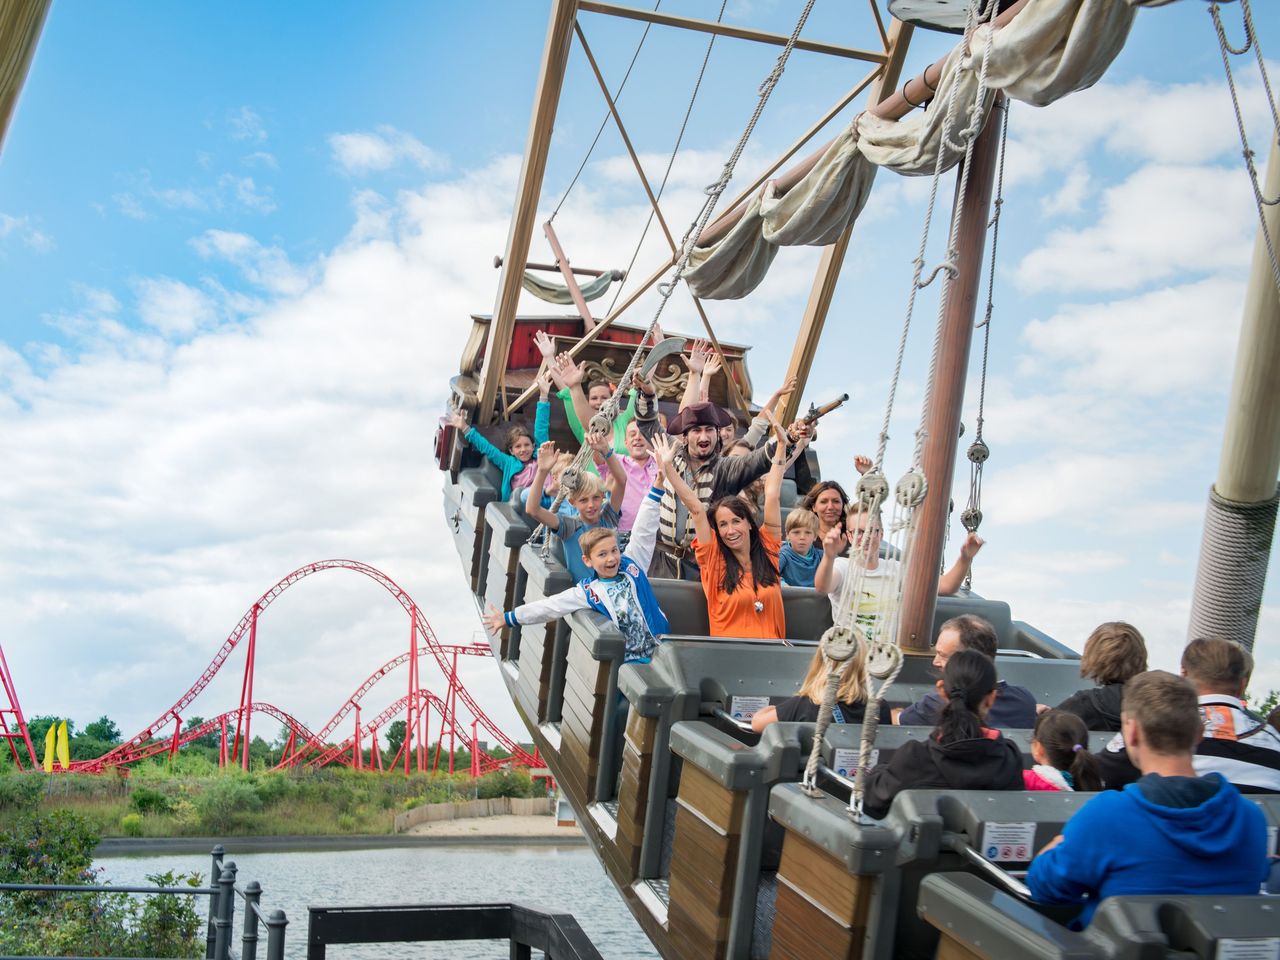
[520,270,616,305]
[686,0,1136,300]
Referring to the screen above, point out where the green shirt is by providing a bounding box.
[556,387,637,473]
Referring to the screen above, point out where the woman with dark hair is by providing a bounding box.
[862,649,1024,820]
[1023,709,1102,792]
[1047,621,1147,731]
[652,419,789,640]
[801,480,849,541]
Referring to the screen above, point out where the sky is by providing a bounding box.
[1,0,1278,757]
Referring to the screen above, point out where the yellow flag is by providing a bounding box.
[56,721,70,770]
[42,723,56,773]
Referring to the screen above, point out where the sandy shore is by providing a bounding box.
[405,813,582,839]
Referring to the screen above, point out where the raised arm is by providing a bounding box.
[553,352,596,440]
[761,412,789,537]
[742,376,797,448]
[534,371,553,446]
[813,526,848,594]
[448,411,518,471]
[523,441,562,531]
[631,370,661,445]
[680,339,709,411]
[590,429,627,508]
[652,434,710,545]
[699,350,722,403]
[938,532,984,595]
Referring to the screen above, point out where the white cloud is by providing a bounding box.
[217,174,276,213]
[190,229,310,296]
[0,213,54,253]
[134,278,218,336]
[111,170,278,220]
[1015,164,1255,293]
[1039,163,1089,217]
[227,106,268,143]
[242,151,278,169]
[329,125,442,174]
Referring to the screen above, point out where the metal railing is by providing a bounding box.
[0,843,288,960]
[306,903,604,960]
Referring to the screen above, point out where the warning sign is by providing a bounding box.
[979,821,1037,863]
[832,747,878,778]
[729,696,769,721]
[1216,938,1280,960]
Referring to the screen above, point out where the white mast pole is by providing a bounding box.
[1188,137,1280,651]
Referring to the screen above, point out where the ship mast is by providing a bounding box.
[0,0,52,156]
[1188,137,1280,652]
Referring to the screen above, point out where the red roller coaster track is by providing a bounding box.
[1,560,531,774]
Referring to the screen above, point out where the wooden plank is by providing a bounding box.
[616,742,651,833]
[937,936,989,960]
[670,807,738,915]
[776,829,870,923]
[567,641,609,694]
[770,880,860,960]
[676,762,745,834]
[626,710,657,753]
[561,699,604,757]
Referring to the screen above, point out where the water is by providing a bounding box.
[97,843,660,959]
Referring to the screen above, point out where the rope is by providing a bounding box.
[1210,0,1280,297]
[531,0,815,546]
[852,640,903,818]
[605,0,729,316]
[960,99,1009,587]
[550,2,660,222]
[801,625,862,796]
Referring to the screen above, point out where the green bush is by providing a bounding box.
[0,772,42,811]
[194,778,262,833]
[250,772,292,806]
[121,813,143,837]
[130,785,174,816]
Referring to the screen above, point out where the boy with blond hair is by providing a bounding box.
[525,435,628,582]
[778,507,821,587]
[482,478,669,665]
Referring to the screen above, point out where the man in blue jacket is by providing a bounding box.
[1027,669,1268,927]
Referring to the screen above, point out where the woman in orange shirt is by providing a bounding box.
[651,417,790,640]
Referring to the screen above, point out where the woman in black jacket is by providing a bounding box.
[1051,621,1147,731]
[862,650,1024,820]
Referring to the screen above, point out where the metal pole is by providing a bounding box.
[213,863,237,960]
[205,845,224,959]
[406,608,418,776]
[1188,137,1280,650]
[449,651,459,774]
[241,880,261,960]
[353,705,362,770]
[897,97,1005,655]
[263,908,288,960]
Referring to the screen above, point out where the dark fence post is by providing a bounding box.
[213,863,237,960]
[264,908,289,960]
[206,845,225,959]
[241,879,262,960]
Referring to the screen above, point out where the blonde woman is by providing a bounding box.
[750,644,892,731]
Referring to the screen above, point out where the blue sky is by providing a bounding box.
[1,1,1278,751]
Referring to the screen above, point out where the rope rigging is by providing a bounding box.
[804,0,1001,819]
[550,1,661,223]
[605,0,730,317]
[960,97,1009,589]
[528,0,819,548]
[1209,0,1280,297]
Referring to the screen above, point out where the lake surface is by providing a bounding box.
[97,843,659,959]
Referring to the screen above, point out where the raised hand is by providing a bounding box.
[822,524,848,558]
[685,339,709,374]
[533,329,555,361]
[770,376,798,406]
[481,606,506,633]
[764,408,790,450]
[959,532,985,563]
[536,369,553,400]
[786,419,812,443]
[650,434,679,473]
[854,454,873,475]
[651,322,666,344]
[554,352,585,388]
[586,429,612,458]
[632,369,656,397]
[446,410,468,431]
[703,351,723,378]
[536,440,558,471]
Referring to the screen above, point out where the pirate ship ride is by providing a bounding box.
[437,0,1280,957]
[435,0,1280,954]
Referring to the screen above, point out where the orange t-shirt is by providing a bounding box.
[692,527,787,640]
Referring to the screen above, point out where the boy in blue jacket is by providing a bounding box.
[481,477,668,665]
[1027,670,1268,927]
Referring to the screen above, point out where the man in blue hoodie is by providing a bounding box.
[1027,669,1269,927]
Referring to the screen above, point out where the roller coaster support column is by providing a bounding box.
[448,649,460,774]
[219,717,228,768]
[232,607,259,770]
[354,705,363,770]
[371,724,382,772]
[405,607,419,776]
[898,96,1004,655]
[420,701,429,773]
[470,720,479,778]
[0,643,38,769]
[168,716,182,761]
